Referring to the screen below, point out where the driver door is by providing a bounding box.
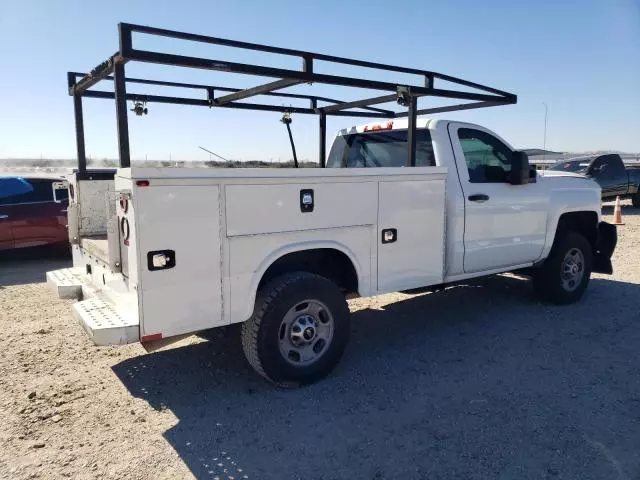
[448,124,548,273]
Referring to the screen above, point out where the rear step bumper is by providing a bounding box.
[73,296,139,345]
[47,268,139,346]
[46,267,85,299]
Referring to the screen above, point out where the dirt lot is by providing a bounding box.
[1,202,639,480]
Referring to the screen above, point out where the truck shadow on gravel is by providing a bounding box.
[113,275,640,480]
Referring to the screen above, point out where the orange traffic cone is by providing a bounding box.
[612,196,624,225]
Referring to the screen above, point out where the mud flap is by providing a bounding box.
[593,221,616,274]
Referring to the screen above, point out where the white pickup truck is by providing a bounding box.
[48,24,616,386]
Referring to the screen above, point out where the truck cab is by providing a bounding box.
[327,118,610,278]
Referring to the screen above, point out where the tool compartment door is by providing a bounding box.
[136,185,223,338]
[377,177,446,293]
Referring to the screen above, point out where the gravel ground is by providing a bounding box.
[1,201,639,480]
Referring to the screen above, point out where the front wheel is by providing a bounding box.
[632,191,640,209]
[241,272,350,387]
[533,232,592,305]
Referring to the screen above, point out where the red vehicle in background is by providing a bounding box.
[0,176,69,252]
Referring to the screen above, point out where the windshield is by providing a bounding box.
[326,129,435,168]
[549,159,592,172]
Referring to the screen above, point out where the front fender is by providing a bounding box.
[540,207,600,261]
[539,181,601,261]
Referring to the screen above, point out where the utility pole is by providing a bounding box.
[542,102,548,162]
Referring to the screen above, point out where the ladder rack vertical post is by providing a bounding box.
[407,95,417,167]
[319,113,327,167]
[114,61,131,168]
[73,93,87,173]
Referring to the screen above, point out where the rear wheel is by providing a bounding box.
[242,272,350,387]
[632,191,640,209]
[533,232,592,305]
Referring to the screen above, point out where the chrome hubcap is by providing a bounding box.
[291,315,317,344]
[561,248,585,292]
[278,300,334,366]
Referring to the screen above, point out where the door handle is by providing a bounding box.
[381,228,397,244]
[468,194,490,203]
[0,214,8,219]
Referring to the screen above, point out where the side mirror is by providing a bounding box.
[509,151,530,185]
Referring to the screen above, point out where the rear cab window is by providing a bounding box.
[327,129,435,168]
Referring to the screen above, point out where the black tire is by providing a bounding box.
[241,272,350,387]
[533,232,592,305]
[632,191,640,209]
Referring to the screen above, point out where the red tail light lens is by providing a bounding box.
[364,121,393,132]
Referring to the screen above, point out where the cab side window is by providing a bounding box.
[458,128,512,183]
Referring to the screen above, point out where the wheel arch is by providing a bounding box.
[240,241,366,324]
[541,209,600,260]
[257,247,360,293]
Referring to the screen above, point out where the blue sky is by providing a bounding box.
[1,0,639,162]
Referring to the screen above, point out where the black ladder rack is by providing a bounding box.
[68,22,517,172]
